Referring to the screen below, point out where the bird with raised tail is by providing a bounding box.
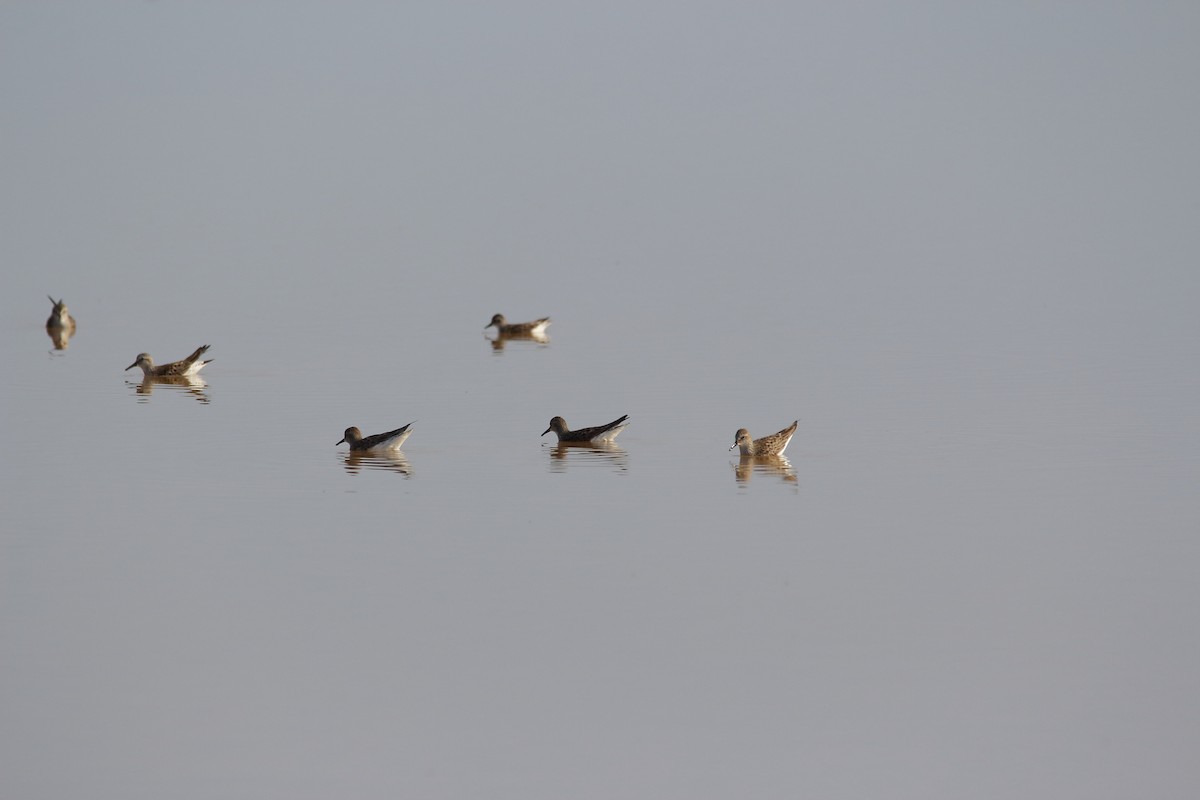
[730,420,797,457]
[485,313,551,336]
[336,423,415,452]
[46,295,76,332]
[542,414,629,443]
[125,345,212,378]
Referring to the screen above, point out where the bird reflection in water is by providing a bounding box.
[546,441,628,474]
[129,375,210,404]
[733,455,798,487]
[486,328,550,353]
[341,450,413,477]
[47,326,75,351]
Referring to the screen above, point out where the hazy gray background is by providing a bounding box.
[3,3,1198,799]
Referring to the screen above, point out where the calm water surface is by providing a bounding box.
[4,262,1197,799]
[4,4,1200,799]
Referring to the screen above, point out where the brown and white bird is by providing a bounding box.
[46,295,76,332]
[730,420,798,457]
[485,313,551,337]
[541,414,629,443]
[336,423,415,452]
[125,345,213,378]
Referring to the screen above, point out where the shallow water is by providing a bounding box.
[4,4,1200,799]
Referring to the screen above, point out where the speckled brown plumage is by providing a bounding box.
[485,313,551,336]
[125,345,212,378]
[46,295,76,332]
[730,420,798,457]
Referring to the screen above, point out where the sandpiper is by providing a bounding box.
[46,296,76,332]
[125,345,212,378]
[485,313,551,336]
[542,414,629,443]
[730,420,798,457]
[336,423,415,452]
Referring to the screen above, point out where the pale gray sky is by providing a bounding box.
[5,2,1197,320]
